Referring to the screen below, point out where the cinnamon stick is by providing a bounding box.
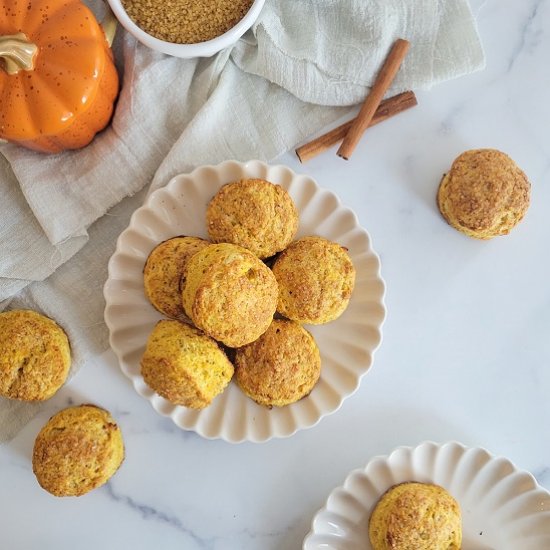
[337,38,410,160]
[296,91,417,163]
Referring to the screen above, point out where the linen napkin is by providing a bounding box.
[0,0,485,441]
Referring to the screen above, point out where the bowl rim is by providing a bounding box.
[106,0,266,58]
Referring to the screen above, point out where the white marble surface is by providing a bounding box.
[1,0,550,547]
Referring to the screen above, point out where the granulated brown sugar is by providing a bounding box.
[122,0,254,44]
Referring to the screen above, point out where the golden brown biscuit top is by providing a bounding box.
[0,309,71,401]
[442,149,530,232]
[369,482,461,550]
[184,243,278,347]
[206,178,298,259]
[235,318,321,406]
[140,319,234,409]
[143,236,209,320]
[272,236,355,324]
[32,404,124,497]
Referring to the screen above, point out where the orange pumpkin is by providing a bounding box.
[0,0,119,153]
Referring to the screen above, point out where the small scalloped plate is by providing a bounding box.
[303,441,550,549]
[104,160,386,443]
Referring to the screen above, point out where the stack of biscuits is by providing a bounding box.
[141,178,356,409]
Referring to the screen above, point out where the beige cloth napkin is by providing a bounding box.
[0,0,485,441]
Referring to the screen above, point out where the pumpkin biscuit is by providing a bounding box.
[183,243,278,347]
[369,482,462,550]
[235,319,321,407]
[437,149,530,239]
[0,310,71,401]
[141,320,234,409]
[206,178,298,259]
[143,236,209,320]
[272,236,355,325]
[32,405,124,497]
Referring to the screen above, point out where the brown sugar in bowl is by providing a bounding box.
[106,0,266,58]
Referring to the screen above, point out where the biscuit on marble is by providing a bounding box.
[437,149,530,239]
[32,404,124,497]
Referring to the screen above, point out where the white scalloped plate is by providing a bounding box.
[104,160,385,443]
[303,441,550,549]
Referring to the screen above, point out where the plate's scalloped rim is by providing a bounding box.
[104,160,386,443]
[302,440,550,549]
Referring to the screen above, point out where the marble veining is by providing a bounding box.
[534,467,550,488]
[103,482,208,545]
[505,0,545,73]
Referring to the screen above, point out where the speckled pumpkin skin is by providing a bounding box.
[0,0,119,153]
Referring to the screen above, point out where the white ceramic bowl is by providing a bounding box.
[304,441,550,550]
[106,0,265,58]
[104,160,386,443]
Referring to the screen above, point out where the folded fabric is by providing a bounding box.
[0,189,147,442]
[0,0,485,442]
[233,0,478,106]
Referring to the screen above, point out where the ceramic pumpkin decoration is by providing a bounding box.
[0,0,119,153]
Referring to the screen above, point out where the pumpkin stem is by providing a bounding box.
[101,6,118,48]
[0,33,38,76]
